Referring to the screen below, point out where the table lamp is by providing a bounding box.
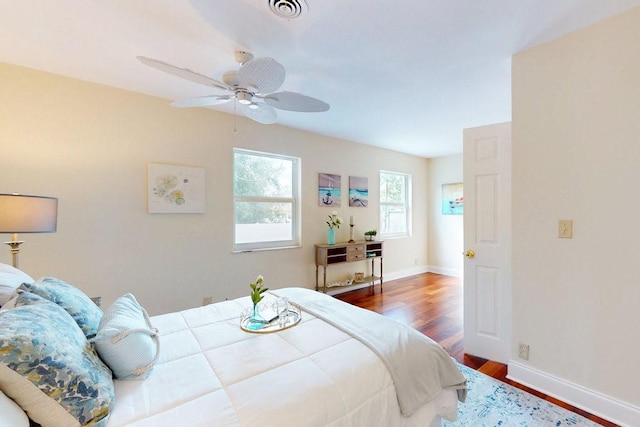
[0,193,58,269]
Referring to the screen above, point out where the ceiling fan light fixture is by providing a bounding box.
[236,91,252,104]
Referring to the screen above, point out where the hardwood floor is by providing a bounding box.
[335,272,617,427]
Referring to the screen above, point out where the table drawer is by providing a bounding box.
[347,253,365,262]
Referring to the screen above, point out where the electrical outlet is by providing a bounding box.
[203,296,213,306]
[518,343,530,360]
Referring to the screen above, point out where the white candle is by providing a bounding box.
[350,215,354,225]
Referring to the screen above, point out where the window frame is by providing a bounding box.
[379,170,412,239]
[233,148,301,252]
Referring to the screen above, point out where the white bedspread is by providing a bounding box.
[274,288,467,416]
[107,288,462,427]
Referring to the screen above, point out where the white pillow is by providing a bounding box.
[0,390,29,427]
[93,293,159,380]
[0,263,33,307]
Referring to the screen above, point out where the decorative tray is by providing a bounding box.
[240,308,301,334]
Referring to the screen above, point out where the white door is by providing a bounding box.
[463,122,512,364]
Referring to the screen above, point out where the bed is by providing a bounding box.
[0,263,466,427]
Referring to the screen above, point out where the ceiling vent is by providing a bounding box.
[268,0,307,19]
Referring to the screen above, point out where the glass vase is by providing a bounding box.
[327,228,336,245]
[247,303,265,331]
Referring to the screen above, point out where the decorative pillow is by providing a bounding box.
[0,390,29,427]
[0,263,33,307]
[93,293,160,380]
[0,292,114,426]
[19,276,102,339]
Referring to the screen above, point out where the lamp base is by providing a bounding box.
[4,240,24,269]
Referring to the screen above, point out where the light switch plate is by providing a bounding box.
[559,220,573,238]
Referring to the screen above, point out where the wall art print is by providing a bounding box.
[442,182,463,215]
[318,173,341,207]
[349,176,368,207]
[148,163,205,213]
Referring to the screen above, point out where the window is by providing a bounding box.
[233,149,300,251]
[380,171,411,238]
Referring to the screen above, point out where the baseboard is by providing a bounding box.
[383,266,429,281]
[379,265,461,281]
[508,360,640,427]
[426,265,462,277]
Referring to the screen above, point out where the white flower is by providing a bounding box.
[326,212,342,229]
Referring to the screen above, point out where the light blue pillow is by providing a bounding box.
[1,292,114,426]
[93,293,160,380]
[20,276,103,339]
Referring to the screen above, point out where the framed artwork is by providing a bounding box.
[148,163,205,213]
[349,176,368,207]
[318,173,341,207]
[442,182,463,215]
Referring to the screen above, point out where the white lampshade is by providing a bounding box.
[0,194,58,233]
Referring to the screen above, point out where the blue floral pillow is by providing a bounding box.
[0,292,114,426]
[19,276,103,339]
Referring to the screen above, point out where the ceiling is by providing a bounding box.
[1,1,639,158]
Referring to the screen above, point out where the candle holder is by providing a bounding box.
[348,224,355,243]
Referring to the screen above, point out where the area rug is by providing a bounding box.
[443,363,602,426]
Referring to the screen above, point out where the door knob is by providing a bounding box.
[463,250,475,258]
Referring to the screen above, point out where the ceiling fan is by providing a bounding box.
[137,51,330,124]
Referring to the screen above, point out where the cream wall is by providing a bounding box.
[512,7,640,420]
[427,154,463,276]
[0,62,429,315]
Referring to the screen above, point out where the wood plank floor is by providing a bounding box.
[335,272,617,427]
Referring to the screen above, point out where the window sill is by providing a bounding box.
[379,234,410,240]
[232,245,302,254]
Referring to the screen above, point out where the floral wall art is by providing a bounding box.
[318,173,341,207]
[148,163,205,213]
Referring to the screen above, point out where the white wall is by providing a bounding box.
[427,154,463,276]
[0,62,429,315]
[511,7,640,421]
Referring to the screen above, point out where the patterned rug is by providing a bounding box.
[443,363,602,426]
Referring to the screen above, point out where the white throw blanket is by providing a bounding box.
[273,288,467,417]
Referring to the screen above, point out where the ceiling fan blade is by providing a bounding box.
[264,91,330,112]
[171,95,231,108]
[242,102,277,124]
[237,57,285,94]
[137,56,230,91]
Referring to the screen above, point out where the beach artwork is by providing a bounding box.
[318,173,341,207]
[442,182,463,215]
[148,163,205,213]
[349,176,368,207]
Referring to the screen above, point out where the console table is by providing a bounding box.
[314,241,383,293]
